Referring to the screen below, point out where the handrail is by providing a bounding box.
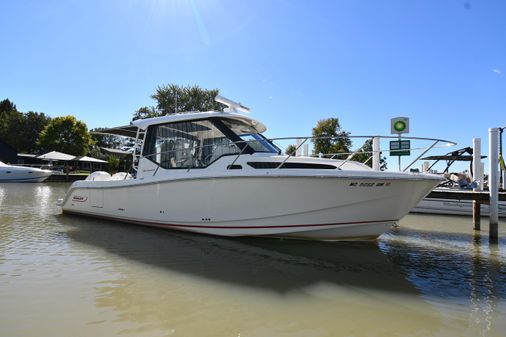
[336,143,370,169]
[137,134,456,173]
[402,140,439,172]
[269,135,456,146]
[276,138,308,169]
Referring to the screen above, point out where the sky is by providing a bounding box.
[1,0,505,172]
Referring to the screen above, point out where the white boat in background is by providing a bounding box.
[412,194,506,218]
[0,161,52,183]
[411,147,506,218]
[57,96,442,241]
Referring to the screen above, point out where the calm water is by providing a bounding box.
[1,183,505,337]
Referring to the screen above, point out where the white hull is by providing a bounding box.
[61,175,438,240]
[0,162,52,183]
[412,198,506,218]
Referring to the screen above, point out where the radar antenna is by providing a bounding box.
[215,95,250,113]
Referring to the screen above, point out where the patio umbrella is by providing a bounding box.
[75,156,107,163]
[37,151,76,161]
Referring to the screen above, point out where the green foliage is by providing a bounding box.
[353,139,388,170]
[311,118,351,157]
[87,146,109,161]
[0,99,16,113]
[107,156,120,172]
[0,99,21,149]
[0,99,51,153]
[0,110,22,150]
[18,111,51,153]
[132,84,225,120]
[133,106,159,121]
[90,128,122,149]
[38,116,92,156]
[285,144,297,155]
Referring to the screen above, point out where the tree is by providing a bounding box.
[132,106,159,121]
[107,155,120,172]
[0,99,21,149]
[0,99,16,114]
[90,127,122,149]
[0,99,52,153]
[0,110,23,150]
[311,118,351,157]
[132,84,225,120]
[18,111,51,153]
[38,116,92,156]
[285,144,297,155]
[353,139,388,170]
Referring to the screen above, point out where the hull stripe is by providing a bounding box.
[62,209,398,230]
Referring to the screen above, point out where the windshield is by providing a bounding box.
[239,133,279,154]
[220,118,279,154]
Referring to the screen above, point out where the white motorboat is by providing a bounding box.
[412,193,506,218]
[0,161,52,183]
[410,147,506,218]
[58,98,442,240]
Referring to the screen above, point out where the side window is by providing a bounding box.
[142,120,240,169]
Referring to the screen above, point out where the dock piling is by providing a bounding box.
[489,128,500,243]
[372,136,380,170]
[473,200,481,230]
[472,138,483,191]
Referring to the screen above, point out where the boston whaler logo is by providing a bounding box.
[72,195,88,202]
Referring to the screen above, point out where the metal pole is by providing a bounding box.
[489,128,499,243]
[398,135,401,172]
[372,136,380,171]
[500,128,505,190]
[473,138,483,191]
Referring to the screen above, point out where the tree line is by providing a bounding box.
[1,84,385,168]
[0,99,92,156]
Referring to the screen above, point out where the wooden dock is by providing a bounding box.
[427,190,506,202]
[426,189,505,242]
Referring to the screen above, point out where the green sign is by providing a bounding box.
[393,120,407,132]
[391,117,410,134]
[390,140,411,156]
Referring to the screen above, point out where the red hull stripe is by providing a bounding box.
[62,210,398,230]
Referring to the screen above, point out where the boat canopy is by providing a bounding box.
[131,111,267,134]
[92,112,267,138]
[91,125,139,138]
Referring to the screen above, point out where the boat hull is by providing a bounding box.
[0,169,52,183]
[412,198,506,218]
[61,175,438,240]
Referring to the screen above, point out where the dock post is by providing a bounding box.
[295,138,302,157]
[372,136,380,170]
[473,138,483,191]
[489,128,500,243]
[473,200,481,230]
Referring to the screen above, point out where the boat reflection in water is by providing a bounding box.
[62,214,506,337]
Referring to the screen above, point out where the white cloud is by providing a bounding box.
[493,69,502,74]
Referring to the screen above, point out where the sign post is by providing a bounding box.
[390,117,410,171]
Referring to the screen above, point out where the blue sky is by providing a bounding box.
[1,0,505,171]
